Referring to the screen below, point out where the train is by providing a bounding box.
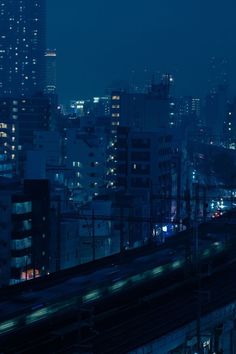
[0,226,231,340]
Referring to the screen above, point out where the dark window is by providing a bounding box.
[131,138,150,148]
[131,177,150,188]
[131,151,150,161]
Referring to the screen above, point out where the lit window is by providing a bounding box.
[112,95,120,100]
[12,201,32,215]
[0,123,7,128]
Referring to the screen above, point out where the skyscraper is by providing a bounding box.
[0,0,46,97]
[45,49,57,94]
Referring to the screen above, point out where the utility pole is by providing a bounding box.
[120,206,124,253]
[55,196,61,272]
[203,185,207,223]
[194,182,202,353]
[174,152,182,232]
[92,209,95,261]
[149,182,153,244]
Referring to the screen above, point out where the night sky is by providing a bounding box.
[47,0,236,103]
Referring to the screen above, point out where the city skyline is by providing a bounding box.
[1,2,236,352]
[47,0,236,102]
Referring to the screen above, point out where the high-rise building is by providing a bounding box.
[111,81,170,133]
[0,96,51,150]
[208,56,229,90]
[204,84,228,143]
[45,49,57,94]
[172,96,201,129]
[0,118,18,177]
[0,0,46,97]
[114,126,174,223]
[0,95,51,176]
[224,98,236,149]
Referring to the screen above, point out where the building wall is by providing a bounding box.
[0,179,50,286]
[60,199,118,269]
[11,195,34,284]
[0,96,51,177]
[0,119,18,177]
[111,83,170,132]
[0,192,11,286]
[115,127,174,224]
[60,219,112,268]
[34,130,62,166]
[65,128,107,204]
